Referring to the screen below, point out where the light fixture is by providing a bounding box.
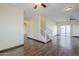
[34,3,47,9]
[64,7,72,11]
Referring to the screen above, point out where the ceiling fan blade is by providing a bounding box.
[34,5,37,9]
[41,3,47,8]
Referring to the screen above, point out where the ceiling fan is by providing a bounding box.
[34,3,47,9]
[69,17,78,20]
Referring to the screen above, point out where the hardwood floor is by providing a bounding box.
[0,36,79,56]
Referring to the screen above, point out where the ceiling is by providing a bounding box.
[1,3,79,21]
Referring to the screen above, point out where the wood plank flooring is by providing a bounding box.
[0,36,79,56]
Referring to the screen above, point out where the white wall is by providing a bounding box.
[0,5,24,50]
[71,20,79,36]
[27,16,41,40]
[24,20,30,35]
[46,18,57,36]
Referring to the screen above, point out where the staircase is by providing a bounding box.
[40,29,52,43]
